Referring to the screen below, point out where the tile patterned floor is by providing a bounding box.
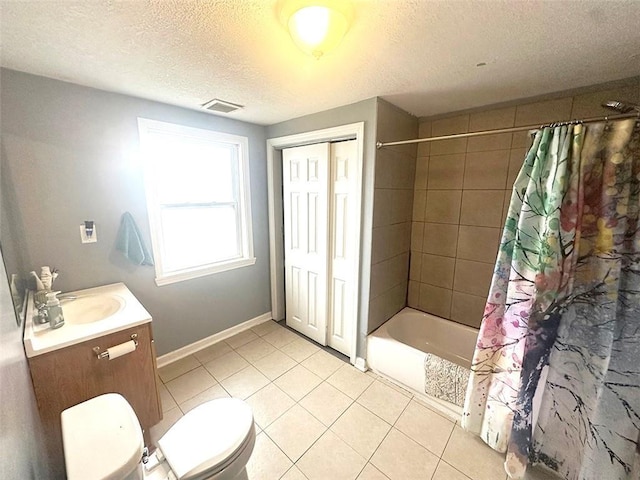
[152,320,559,480]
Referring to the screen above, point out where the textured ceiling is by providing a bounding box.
[1,1,639,125]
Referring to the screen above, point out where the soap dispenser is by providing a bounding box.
[46,291,65,329]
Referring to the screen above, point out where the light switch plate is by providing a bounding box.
[80,225,97,243]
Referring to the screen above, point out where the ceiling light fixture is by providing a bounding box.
[278,0,353,59]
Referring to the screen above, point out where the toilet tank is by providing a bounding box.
[61,393,145,480]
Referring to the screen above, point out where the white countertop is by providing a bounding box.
[23,282,152,358]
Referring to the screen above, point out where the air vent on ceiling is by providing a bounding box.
[201,98,244,114]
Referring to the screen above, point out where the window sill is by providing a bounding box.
[155,257,257,286]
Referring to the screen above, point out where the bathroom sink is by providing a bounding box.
[24,282,152,358]
[62,294,125,325]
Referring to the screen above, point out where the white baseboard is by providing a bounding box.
[354,356,367,372]
[156,312,273,368]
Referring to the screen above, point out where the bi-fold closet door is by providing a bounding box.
[282,140,358,357]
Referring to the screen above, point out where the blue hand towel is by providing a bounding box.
[115,212,154,266]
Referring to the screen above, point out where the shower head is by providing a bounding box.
[601,100,640,114]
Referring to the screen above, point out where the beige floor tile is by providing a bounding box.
[357,380,411,425]
[193,341,232,364]
[164,366,217,404]
[246,432,293,480]
[297,430,367,480]
[265,405,327,462]
[251,320,282,337]
[158,382,177,413]
[442,426,506,480]
[274,364,323,401]
[150,407,183,446]
[327,364,374,399]
[253,350,297,380]
[203,350,250,381]
[301,349,346,379]
[299,382,353,426]
[432,461,472,480]
[158,355,200,383]
[225,329,260,349]
[179,384,229,414]
[280,337,320,362]
[330,403,391,459]
[246,383,295,429]
[357,463,390,480]
[262,327,300,348]
[235,337,278,363]
[220,365,270,400]
[281,465,308,480]
[395,399,455,456]
[370,428,439,480]
[374,375,413,398]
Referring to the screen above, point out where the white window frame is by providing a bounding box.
[137,118,255,286]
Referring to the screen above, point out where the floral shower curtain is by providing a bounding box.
[462,119,640,480]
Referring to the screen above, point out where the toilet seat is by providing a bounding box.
[157,398,254,480]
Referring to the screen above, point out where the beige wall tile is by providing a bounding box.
[423,222,459,257]
[457,225,500,263]
[417,122,432,157]
[407,281,420,308]
[428,154,465,189]
[411,221,424,252]
[463,150,509,190]
[413,190,426,221]
[418,121,432,138]
[432,114,470,136]
[425,190,462,224]
[420,254,455,289]
[375,148,416,189]
[469,106,516,132]
[371,223,411,264]
[430,137,468,156]
[514,97,573,126]
[370,252,410,299]
[507,148,527,188]
[453,260,494,297]
[511,130,534,149]
[460,190,504,227]
[369,282,409,333]
[415,156,429,190]
[466,133,512,153]
[571,83,640,119]
[501,189,512,229]
[409,251,422,281]
[374,189,413,227]
[418,283,452,318]
[451,292,486,328]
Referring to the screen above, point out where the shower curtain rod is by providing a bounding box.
[376,111,640,149]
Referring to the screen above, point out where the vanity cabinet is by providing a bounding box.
[28,322,162,477]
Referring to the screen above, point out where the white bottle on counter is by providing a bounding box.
[46,291,65,329]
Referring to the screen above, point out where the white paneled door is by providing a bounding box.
[282,140,358,356]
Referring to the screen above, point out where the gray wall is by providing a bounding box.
[266,98,378,358]
[0,69,271,355]
[368,99,417,333]
[0,246,52,479]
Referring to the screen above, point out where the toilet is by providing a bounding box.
[61,393,255,480]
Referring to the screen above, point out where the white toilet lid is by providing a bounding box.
[158,398,254,480]
[61,393,144,480]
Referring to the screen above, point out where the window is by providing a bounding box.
[137,118,255,286]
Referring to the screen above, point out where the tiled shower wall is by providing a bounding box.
[408,77,640,329]
[368,99,418,334]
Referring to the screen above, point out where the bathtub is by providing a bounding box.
[367,307,479,420]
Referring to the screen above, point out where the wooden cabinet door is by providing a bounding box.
[28,323,162,478]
